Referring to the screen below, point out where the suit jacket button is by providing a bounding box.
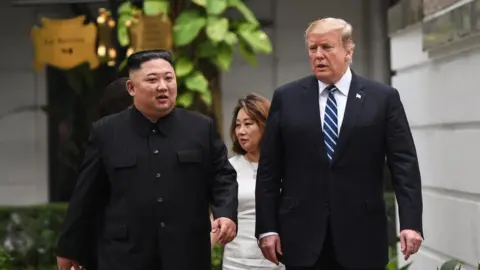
[156,173,161,178]
[160,222,166,228]
[153,150,159,155]
[157,198,163,203]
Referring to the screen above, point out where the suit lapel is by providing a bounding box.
[331,74,365,164]
[302,76,329,164]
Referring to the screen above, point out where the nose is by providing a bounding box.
[157,79,168,91]
[238,125,247,134]
[315,48,325,59]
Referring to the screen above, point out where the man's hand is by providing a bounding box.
[56,256,81,270]
[259,234,282,265]
[400,229,423,260]
[211,217,236,244]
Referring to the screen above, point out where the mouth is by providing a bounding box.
[316,64,328,69]
[156,94,169,100]
[239,139,248,144]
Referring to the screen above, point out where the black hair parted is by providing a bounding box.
[126,50,174,73]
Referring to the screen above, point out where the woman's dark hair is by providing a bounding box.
[98,77,132,118]
[230,93,271,155]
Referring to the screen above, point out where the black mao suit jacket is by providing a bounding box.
[57,106,238,270]
[255,73,423,269]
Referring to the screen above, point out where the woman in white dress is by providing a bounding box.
[212,93,285,270]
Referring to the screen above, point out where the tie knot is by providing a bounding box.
[327,85,337,93]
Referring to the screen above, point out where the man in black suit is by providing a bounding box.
[255,18,423,270]
[56,50,238,270]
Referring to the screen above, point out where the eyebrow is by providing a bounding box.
[236,117,252,121]
[146,71,173,76]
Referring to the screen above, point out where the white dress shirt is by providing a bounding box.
[258,67,353,240]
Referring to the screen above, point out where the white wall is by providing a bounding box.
[0,2,61,205]
[390,24,480,269]
[221,0,388,154]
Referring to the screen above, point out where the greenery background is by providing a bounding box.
[0,1,470,270]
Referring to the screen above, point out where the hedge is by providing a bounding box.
[0,204,222,270]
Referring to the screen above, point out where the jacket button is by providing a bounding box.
[153,150,159,155]
[157,198,163,203]
[156,173,161,178]
[160,222,166,228]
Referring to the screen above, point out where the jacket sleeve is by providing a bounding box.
[56,123,110,260]
[385,88,423,237]
[255,90,283,238]
[209,118,238,224]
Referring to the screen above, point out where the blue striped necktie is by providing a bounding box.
[323,85,338,162]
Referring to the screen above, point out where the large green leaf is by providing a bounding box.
[192,0,206,7]
[175,57,194,77]
[173,10,207,46]
[197,41,217,58]
[118,58,128,71]
[439,260,462,270]
[143,0,169,16]
[118,1,133,15]
[237,23,272,54]
[200,89,212,105]
[228,0,259,26]
[206,17,229,43]
[117,14,132,46]
[400,262,413,270]
[207,0,228,15]
[185,71,209,93]
[176,92,194,108]
[238,38,258,66]
[117,2,133,47]
[211,43,233,71]
[224,31,238,45]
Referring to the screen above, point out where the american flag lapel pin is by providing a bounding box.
[356,93,361,99]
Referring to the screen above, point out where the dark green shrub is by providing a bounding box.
[0,204,222,269]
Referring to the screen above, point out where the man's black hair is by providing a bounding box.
[98,77,132,118]
[126,50,174,73]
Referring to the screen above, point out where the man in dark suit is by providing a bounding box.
[56,50,238,270]
[255,17,423,270]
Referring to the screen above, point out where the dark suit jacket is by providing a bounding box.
[57,107,238,270]
[255,73,423,269]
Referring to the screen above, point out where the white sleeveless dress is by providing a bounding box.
[222,155,285,270]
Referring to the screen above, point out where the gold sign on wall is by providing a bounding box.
[128,13,173,52]
[31,15,100,71]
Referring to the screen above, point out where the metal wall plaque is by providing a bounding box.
[422,0,479,51]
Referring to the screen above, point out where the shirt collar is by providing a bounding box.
[317,67,352,96]
[129,106,177,137]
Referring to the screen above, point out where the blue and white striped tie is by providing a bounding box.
[323,85,338,162]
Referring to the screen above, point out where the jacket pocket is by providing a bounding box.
[104,223,128,240]
[177,150,202,163]
[111,155,137,169]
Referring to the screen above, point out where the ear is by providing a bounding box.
[345,42,354,63]
[126,79,135,97]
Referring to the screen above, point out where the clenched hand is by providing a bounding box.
[57,256,81,270]
[259,235,282,265]
[400,229,423,260]
[211,217,236,244]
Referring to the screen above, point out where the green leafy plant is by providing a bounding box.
[0,245,13,270]
[437,259,463,270]
[114,0,273,128]
[0,204,223,269]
